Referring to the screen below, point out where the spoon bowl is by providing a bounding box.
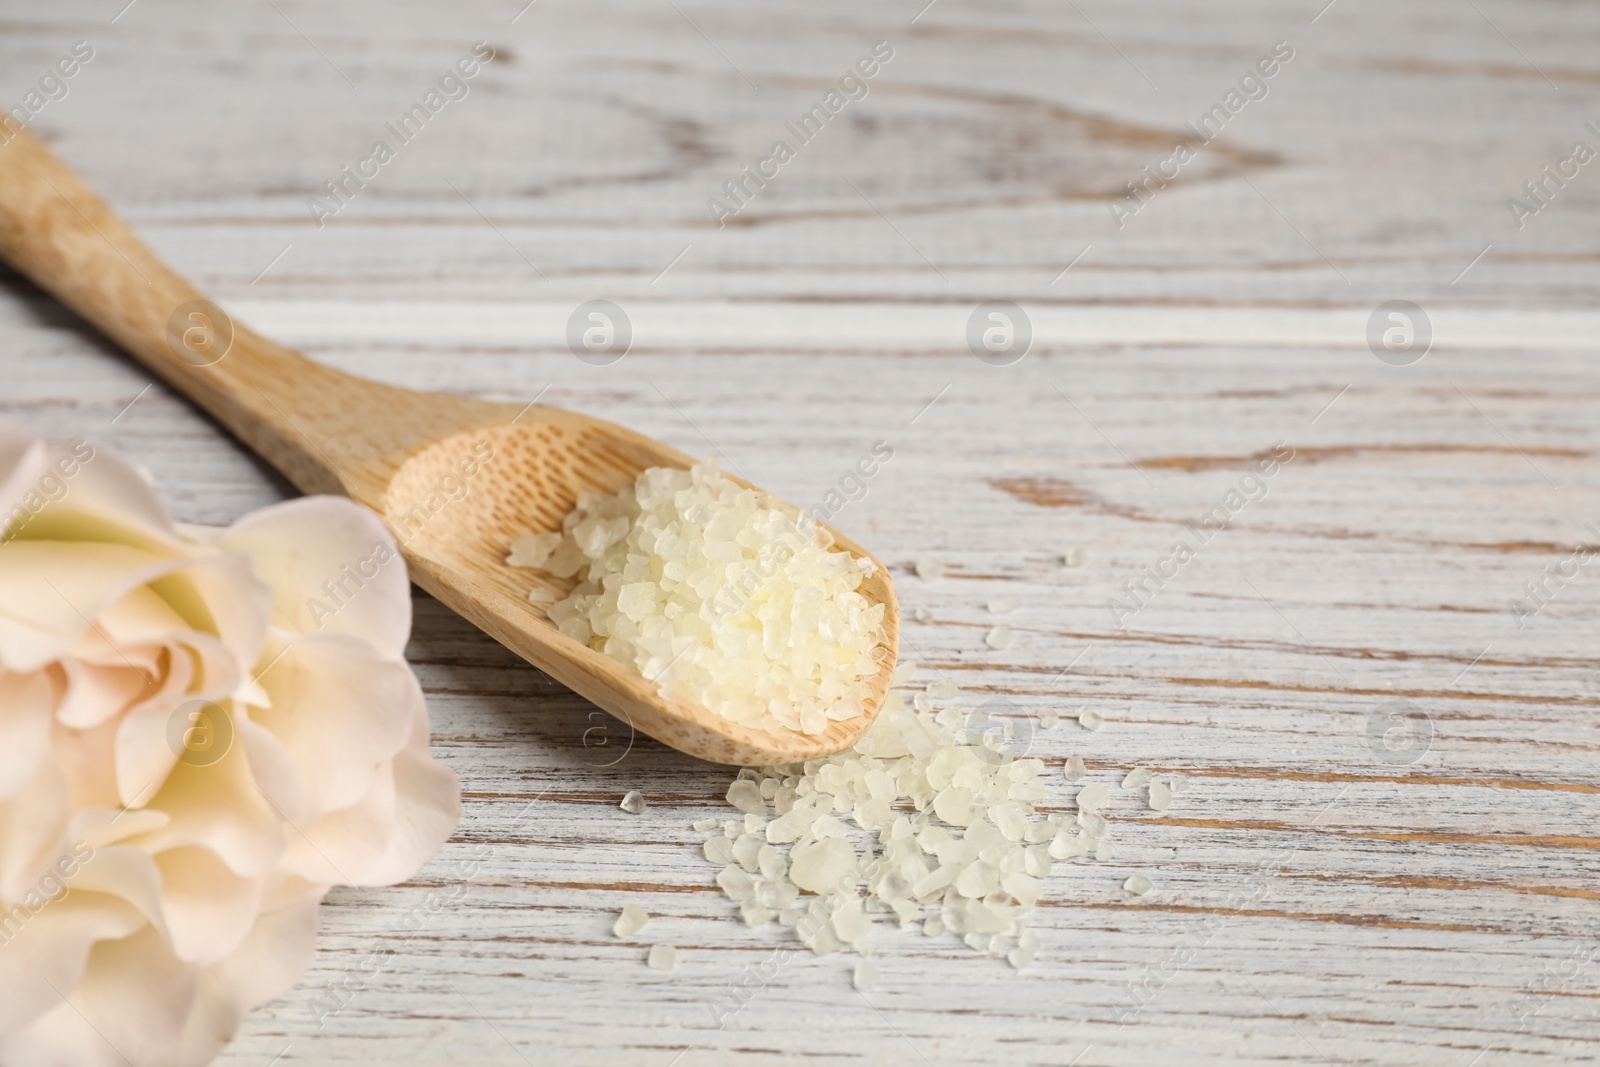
[0,126,899,766]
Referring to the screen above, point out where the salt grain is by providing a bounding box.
[1075,784,1110,814]
[853,959,879,990]
[1063,547,1088,568]
[913,607,933,622]
[620,791,647,814]
[985,626,1014,650]
[507,532,563,568]
[1121,768,1152,789]
[1078,708,1104,731]
[646,944,677,971]
[1124,873,1152,896]
[613,903,650,938]
[832,899,871,942]
[1148,781,1174,812]
[915,559,945,581]
[987,596,1018,615]
[718,866,757,901]
[692,680,1156,974]
[726,780,765,815]
[1039,709,1059,729]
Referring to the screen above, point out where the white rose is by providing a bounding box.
[0,420,460,1066]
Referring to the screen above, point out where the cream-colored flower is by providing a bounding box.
[0,420,460,1066]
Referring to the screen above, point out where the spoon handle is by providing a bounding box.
[0,125,393,495]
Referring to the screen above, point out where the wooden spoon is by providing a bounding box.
[0,126,899,766]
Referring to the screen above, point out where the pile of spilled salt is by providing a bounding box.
[696,673,1133,970]
[508,463,886,735]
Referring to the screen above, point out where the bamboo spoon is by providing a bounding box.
[0,127,899,766]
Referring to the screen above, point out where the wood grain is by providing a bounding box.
[2,0,1597,1064]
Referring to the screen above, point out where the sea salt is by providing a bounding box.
[1124,873,1152,897]
[613,904,650,937]
[1078,708,1104,731]
[620,790,647,814]
[726,780,765,815]
[985,626,1014,650]
[987,596,1018,615]
[692,694,1097,970]
[1075,784,1110,814]
[510,464,886,735]
[507,531,563,569]
[647,944,677,971]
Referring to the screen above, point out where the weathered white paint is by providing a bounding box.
[3,0,1597,1064]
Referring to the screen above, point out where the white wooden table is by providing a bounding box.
[4,1,1598,1064]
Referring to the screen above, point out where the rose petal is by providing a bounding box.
[0,433,180,552]
[0,670,55,800]
[130,740,285,881]
[0,759,69,903]
[69,807,168,852]
[63,844,169,942]
[11,923,198,1065]
[234,716,304,825]
[57,658,158,731]
[159,553,271,687]
[285,761,395,884]
[154,846,264,965]
[168,885,323,1067]
[0,893,146,1035]
[357,698,460,886]
[221,496,411,660]
[0,543,181,673]
[251,635,419,817]
[52,715,123,813]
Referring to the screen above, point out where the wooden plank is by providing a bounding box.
[2,0,1597,1063]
